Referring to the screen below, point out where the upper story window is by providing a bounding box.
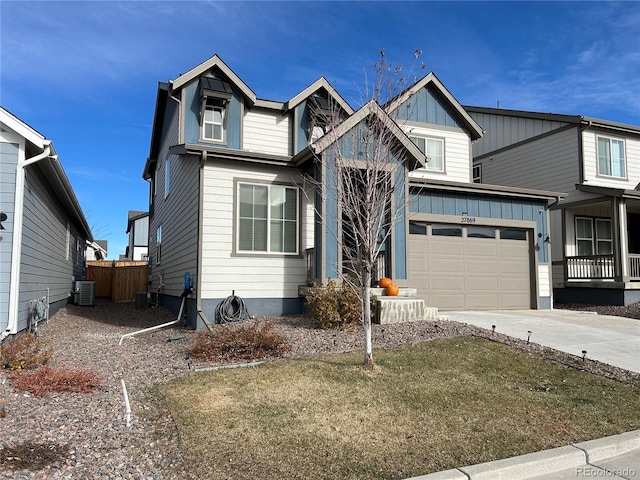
[203,103,224,141]
[200,77,232,144]
[237,183,299,255]
[472,164,482,183]
[597,136,626,178]
[410,136,444,172]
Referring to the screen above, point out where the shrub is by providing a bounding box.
[191,320,290,363]
[304,280,362,329]
[0,333,52,373]
[11,365,101,397]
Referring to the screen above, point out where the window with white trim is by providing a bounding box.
[199,77,231,144]
[203,102,224,141]
[576,217,612,255]
[155,226,162,265]
[597,136,626,178]
[238,183,299,254]
[410,136,444,172]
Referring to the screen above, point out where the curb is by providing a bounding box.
[404,429,640,480]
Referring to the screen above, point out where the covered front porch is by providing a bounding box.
[557,185,640,306]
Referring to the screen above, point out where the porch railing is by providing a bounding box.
[566,254,615,280]
[629,254,640,280]
[304,248,387,285]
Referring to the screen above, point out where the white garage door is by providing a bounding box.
[408,223,532,310]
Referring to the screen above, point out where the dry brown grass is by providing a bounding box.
[161,337,640,480]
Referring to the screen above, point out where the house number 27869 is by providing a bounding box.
[461,216,476,224]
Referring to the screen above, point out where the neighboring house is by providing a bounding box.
[86,239,108,260]
[142,54,562,328]
[0,106,92,339]
[467,106,640,306]
[125,210,149,261]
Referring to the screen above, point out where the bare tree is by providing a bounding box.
[306,50,425,367]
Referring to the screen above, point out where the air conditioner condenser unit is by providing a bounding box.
[73,281,95,306]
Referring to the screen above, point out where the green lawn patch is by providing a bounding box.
[160,337,640,480]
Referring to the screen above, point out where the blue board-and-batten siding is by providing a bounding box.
[409,189,549,263]
[183,80,242,149]
[396,85,464,128]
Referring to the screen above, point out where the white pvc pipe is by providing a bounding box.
[118,296,185,345]
[121,379,131,427]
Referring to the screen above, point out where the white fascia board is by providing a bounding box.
[0,107,47,149]
[170,54,257,104]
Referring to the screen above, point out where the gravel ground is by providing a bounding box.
[1,299,639,479]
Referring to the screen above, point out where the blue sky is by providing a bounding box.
[1,1,639,259]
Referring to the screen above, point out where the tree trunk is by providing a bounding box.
[362,266,374,367]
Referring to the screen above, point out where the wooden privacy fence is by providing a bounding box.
[86,261,149,303]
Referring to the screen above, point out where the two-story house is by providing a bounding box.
[125,210,149,261]
[142,55,562,328]
[1,106,92,339]
[467,106,640,306]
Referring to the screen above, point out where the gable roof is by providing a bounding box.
[310,100,426,170]
[386,72,484,141]
[170,54,257,105]
[464,106,640,136]
[286,77,354,115]
[0,107,92,241]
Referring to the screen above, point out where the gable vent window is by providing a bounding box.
[200,77,232,144]
[308,94,334,144]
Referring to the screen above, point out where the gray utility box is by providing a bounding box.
[73,281,95,306]
[135,292,148,309]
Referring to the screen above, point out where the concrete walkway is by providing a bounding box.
[405,309,640,480]
[445,309,640,373]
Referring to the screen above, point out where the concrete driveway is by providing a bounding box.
[444,309,640,374]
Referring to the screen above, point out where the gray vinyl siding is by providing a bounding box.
[17,162,86,332]
[0,142,18,331]
[470,112,570,157]
[148,100,200,298]
[476,127,579,196]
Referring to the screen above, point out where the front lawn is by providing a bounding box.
[160,337,640,480]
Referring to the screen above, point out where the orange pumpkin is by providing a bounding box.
[386,285,400,296]
[378,277,393,288]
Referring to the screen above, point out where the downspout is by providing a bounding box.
[196,150,206,326]
[578,118,591,185]
[2,143,52,341]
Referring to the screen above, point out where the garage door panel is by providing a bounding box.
[498,277,530,291]
[430,258,464,273]
[465,242,498,256]
[466,259,499,274]
[466,294,500,309]
[430,240,464,255]
[431,277,465,291]
[466,277,499,290]
[430,293,466,309]
[409,225,532,310]
[500,259,530,274]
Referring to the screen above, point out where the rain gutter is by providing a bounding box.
[2,143,52,341]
